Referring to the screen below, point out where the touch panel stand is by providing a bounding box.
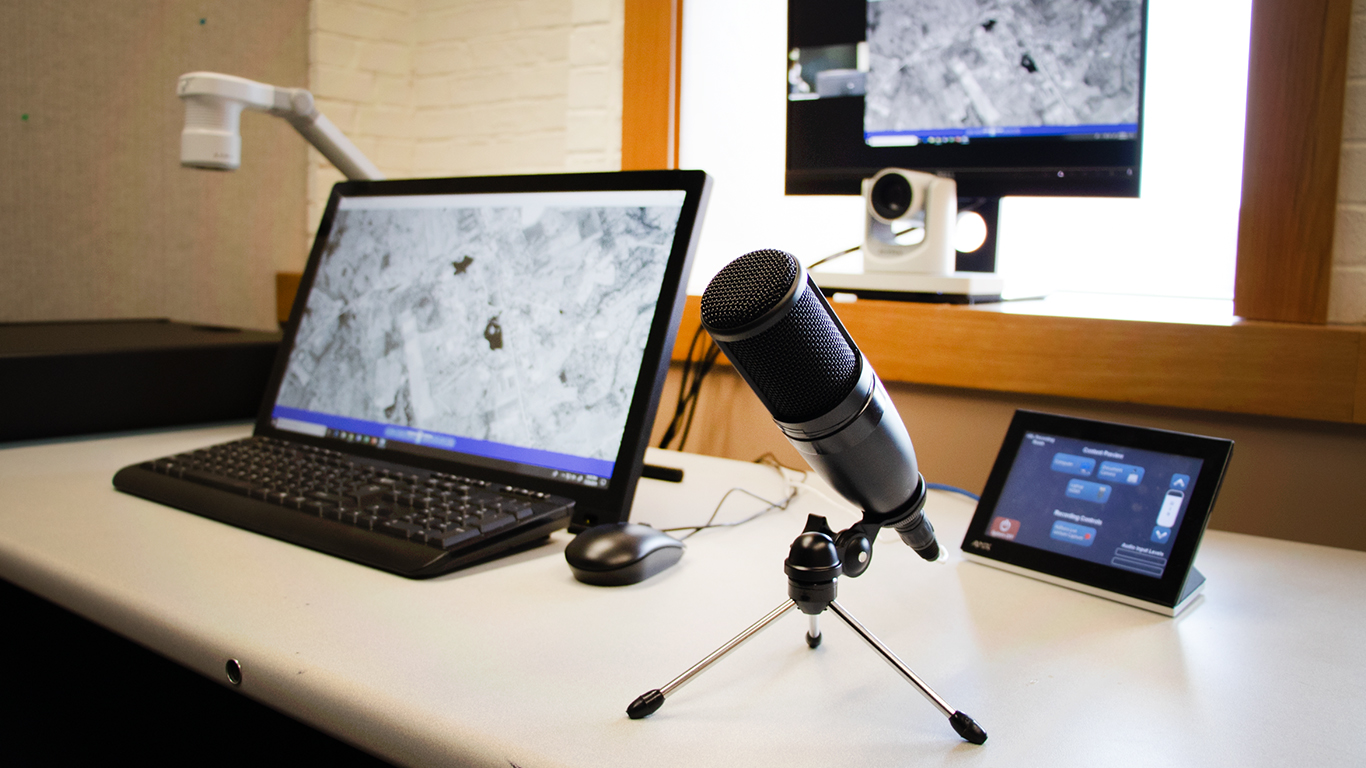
[964,555,1206,617]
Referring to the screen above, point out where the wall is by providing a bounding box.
[1333,0,1366,323]
[305,0,624,238]
[0,1,310,331]
[651,364,1366,552]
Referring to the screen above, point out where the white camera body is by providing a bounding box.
[862,168,958,276]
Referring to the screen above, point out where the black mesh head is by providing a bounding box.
[699,249,800,332]
[701,250,860,423]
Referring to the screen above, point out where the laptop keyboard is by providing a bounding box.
[115,436,574,577]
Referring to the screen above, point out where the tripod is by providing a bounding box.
[627,514,987,745]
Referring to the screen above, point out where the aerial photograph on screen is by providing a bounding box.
[865,0,1143,137]
[277,200,681,463]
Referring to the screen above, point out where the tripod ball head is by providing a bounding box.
[785,530,842,615]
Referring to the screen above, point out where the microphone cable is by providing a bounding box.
[925,482,980,502]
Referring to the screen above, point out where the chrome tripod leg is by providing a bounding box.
[827,600,987,744]
[627,600,798,719]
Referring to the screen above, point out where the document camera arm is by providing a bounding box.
[176,71,384,181]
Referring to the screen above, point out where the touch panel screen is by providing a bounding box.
[983,431,1203,579]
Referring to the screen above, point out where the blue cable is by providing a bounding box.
[925,482,980,502]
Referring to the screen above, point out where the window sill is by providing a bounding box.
[672,294,1366,425]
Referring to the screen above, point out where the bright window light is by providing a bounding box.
[679,0,1251,301]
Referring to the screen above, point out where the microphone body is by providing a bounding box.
[700,249,939,560]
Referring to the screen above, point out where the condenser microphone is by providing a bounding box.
[700,249,940,561]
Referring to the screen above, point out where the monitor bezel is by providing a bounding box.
[253,170,712,532]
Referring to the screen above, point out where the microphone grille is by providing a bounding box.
[724,288,858,422]
[701,249,859,423]
[699,249,800,330]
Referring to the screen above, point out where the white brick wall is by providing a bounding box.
[1331,0,1366,323]
[305,0,623,237]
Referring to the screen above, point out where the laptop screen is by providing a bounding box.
[266,178,702,501]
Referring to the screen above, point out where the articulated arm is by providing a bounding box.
[176,71,384,181]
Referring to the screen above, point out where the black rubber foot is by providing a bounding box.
[627,689,665,719]
[949,711,987,744]
[806,632,822,648]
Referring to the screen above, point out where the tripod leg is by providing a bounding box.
[827,600,987,744]
[806,614,822,648]
[628,600,798,719]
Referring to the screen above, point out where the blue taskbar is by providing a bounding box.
[866,122,1138,147]
[269,405,613,488]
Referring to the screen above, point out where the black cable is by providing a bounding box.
[804,222,927,271]
[658,323,721,451]
[656,325,701,449]
[660,453,976,539]
[661,454,803,540]
[675,341,720,450]
[657,324,704,448]
[660,485,798,541]
[805,243,862,271]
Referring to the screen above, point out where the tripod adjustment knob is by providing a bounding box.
[834,527,874,577]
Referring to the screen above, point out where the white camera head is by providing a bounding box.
[861,168,958,275]
[176,72,283,170]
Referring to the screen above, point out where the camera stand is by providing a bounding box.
[627,515,987,745]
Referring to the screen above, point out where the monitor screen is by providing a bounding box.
[269,187,690,491]
[787,0,1146,198]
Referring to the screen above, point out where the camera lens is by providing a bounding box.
[870,173,914,220]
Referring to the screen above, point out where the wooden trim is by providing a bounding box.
[621,0,682,170]
[276,272,301,325]
[1234,0,1352,323]
[672,296,1366,425]
[1357,337,1366,424]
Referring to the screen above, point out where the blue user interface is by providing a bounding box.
[986,432,1204,578]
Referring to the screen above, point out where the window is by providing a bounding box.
[679,0,1252,302]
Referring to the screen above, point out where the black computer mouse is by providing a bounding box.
[564,523,684,586]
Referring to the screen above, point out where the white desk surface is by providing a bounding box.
[2,424,1364,767]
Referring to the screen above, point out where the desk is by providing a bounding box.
[2,424,1364,766]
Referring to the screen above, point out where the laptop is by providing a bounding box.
[114,170,711,578]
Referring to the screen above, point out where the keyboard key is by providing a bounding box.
[181,468,252,494]
[428,527,479,549]
[350,484,387,504]
[381,520,426,540]
[479,513,516,535]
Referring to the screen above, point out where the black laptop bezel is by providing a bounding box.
[960,410,1233,609]
[252,170,711,531]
